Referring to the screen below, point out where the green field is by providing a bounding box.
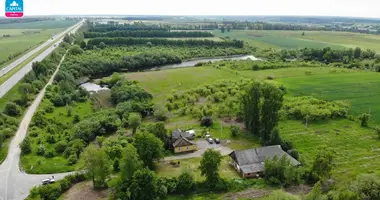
[214,30,380,52]
[126,65,380,183]
[273,70,380,123]
[0,19,78,29]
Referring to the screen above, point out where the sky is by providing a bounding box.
[2,0,380,18]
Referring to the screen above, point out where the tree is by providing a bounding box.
[302,32,305,36]
[374,125,380,139]
[230,125,239,137]
[199,149,222,187]
[3,102,22,117]
[221,26,225,33]
[200,117,213,127]
[260,83,284,143]
[153,105,169,121]
[99,42,106,49]
[68,45,84,55]
[20,137,32,154]
[120,144,143,183]
[176,171,195,194]
[79,41,87,49]
[128,112,142,134]
[81,145,111,189]
[311,148,334,180]
[264,155,301,186]
[227,26,231,32]
[359,113,371,127]
[63,34,73,44]
[96,136,105,148]
[352,174,380,200]
[241,82,262,137]
[147,122,169,149]
[71,139,85,158]
[134,132,164,169]
[113,159,120,172]
[130,168,158,200]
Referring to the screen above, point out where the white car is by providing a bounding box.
[207,138,214,144]
[42,177,55,185]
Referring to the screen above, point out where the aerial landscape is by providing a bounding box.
[1,1,380,200]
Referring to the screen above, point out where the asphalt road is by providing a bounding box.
[0,19,84,99]
[0,21,84,200]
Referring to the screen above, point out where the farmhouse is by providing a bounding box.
[229,145,301,178]
[170,129,195,140]
[172,136,197,153]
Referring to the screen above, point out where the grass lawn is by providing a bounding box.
[156,156,240,181]
[0,28,63,66]
[126,66,242,103]
[279,119,380,182]
[214,30,380,52]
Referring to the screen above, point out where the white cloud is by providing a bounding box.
[10,1,19,7]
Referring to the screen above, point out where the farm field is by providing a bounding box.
[214,30,380,51]
[126,65,380,183]
[274,70,380,123]
[0,19,77,66]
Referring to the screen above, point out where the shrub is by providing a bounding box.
[288,150,299,160]
[359,113,371,127]
[55,141,68,153]
[230,125,239,137]
[264,155,302,186]
[44,149,55,158]
[21,137,32,154]
[3,102,22,117]
[267,75,274,80]
[200,117,213,127]
[37,145,46,155]
[153,105,169,121]
[176,171,196,194]
[68,154,78,165]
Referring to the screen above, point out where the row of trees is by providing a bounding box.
[1,45,68,153]
[89,23,168,32]
[87,37,244,48]
[84,30,214,38]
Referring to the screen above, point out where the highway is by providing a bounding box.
[0,19,84,98]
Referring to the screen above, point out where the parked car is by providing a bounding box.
[207,138,214,144]
[205,134,211,138]
[42,176,55,185]
[215,138,220,144]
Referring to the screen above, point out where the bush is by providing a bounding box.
[3,102,22,117]
[264,155,302,186]
[37,145,46,155]
[176,171,196,194]
[267,75,274,80]
[55,141,68,153]
[68,154,78,165]
[200,117,213,127]
[21,137,32,154]
[153,105,169,121]
[44,149,55,158]
[230,125,239,137]
[288,150,299,160]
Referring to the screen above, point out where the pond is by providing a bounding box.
[149,55,262,70]
[80,82,109,92]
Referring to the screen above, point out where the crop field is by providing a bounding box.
[0,19,77,29]
[214,30,380,51]
[274,70,380,123]
[126,65,380,183]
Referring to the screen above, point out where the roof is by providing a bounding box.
[229,145,301,174]
[173,136,195,147]
[171,129,193,139]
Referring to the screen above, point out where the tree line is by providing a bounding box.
[89,23,168,32]
[87,37,244,48]
[84,30,214,38]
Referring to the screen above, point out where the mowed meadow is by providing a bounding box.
[214,30,380,52]
[126,65,380,182]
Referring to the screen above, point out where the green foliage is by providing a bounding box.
[264,155,302,186]
[85,30,213,38]
[351,174,380,200]
[134,132,164,169]
[230,125,239,137]
[68,45,84,55]
[128,112,142,134]
[200,117,213,127]
[130,168,158,200]
[3,102,22,117]
[81,145,111,189]
[20,137,32,154]
[120,144,143,182]
[113,159,120,172]
[241,81,284,143]
[359,113,371,127]
[153,105,169,121]
[199,149,223,188]
[308,148,334,183]
[176,171,196,194]
[283,96,349,121]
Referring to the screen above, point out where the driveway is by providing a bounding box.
[164,140,233,161]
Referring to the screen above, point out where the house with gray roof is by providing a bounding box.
[229,145,301,178]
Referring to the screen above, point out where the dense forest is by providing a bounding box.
[89,23,168,32]
[84,30,214,38]
[87,37,244,48]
